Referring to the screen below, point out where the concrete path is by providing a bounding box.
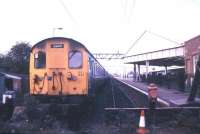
[117,78,200,106]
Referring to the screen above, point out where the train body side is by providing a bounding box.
[88,55,108,95]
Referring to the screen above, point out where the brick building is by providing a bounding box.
[184,35,200,88]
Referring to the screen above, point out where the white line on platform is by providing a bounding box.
[116,79,170,107]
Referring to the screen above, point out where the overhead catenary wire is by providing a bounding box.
[59,0,77,23]
[147,31,180,45]
[120,0,136,23]
[125,30,147,56]
[124,30,180,56]
[128,0,136,23]
[121,0,128,17]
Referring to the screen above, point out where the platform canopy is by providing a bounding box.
[125,56,184,66]
[124,46,184,67]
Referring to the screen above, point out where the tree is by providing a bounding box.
[7,42,31,74]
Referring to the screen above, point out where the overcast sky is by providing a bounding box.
[0,0,199,55]
[1,0,199,74]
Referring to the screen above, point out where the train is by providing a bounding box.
[29,37,109,105]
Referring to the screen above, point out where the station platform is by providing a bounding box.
[116,78,200,106]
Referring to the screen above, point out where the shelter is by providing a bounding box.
[124,46,184,80]
[0,72,22,102]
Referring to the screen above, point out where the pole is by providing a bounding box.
[145,61,149,79]
[52,27,63,37]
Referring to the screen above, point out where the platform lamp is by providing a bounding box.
[52,27,63,37]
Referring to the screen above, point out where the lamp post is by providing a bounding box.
[52,27,63,37]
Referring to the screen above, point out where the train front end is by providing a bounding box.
[29,37,89,104]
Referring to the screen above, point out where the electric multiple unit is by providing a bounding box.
[29,37,108,104]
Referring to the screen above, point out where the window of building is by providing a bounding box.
[68,50,82,68]
[34,51,46,68]
[5,78,13,90]
[193,55,199,74]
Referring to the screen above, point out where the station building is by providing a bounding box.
[184,35,200,88]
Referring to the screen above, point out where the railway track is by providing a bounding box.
[0,77,137,134]
[1,77,200,134]
[110,78,200,134]
[109,78,134,108]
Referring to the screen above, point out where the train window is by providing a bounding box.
[68,50,82,68]
[34,51,46,68]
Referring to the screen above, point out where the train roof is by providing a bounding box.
[31,37,88,52]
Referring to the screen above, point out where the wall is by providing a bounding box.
[184,35,200,88]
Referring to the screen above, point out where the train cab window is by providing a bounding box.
[69,50,82,68]
[34,51,46,68]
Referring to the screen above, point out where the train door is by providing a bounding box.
[88,57,94,91]
[46,43,67,95]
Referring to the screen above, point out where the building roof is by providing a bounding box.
[0,72,22,80]
[126,56,184,66]
[31,37,87,52]
[124,46,184,66]
[184,35,200,44]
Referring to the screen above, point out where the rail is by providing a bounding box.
[105,107,200,111]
